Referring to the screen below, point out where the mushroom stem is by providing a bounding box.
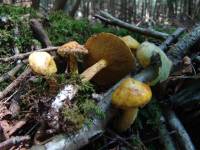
[68,55,78,73]
[116,108,138,132]
[81,59,108,82]
[45,76,58,95]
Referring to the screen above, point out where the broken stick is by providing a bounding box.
[95,11,169,40]
[0,67,31,100]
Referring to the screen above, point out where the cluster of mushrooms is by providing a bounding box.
[28,32,170,132]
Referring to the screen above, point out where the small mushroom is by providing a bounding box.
[121,35,140,54]
[112,77,152,132]
[57,41,88,73]
[29,51,58,94]
[82,32,136,87]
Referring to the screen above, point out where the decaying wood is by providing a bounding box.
[0,67,31,100]
[0,46,58,62]
[95,11,169,40]
[30,19,52,48]
[31,28,185,150]
[164,109,195,150]
[0,135,30,150]
[168,25,200,71]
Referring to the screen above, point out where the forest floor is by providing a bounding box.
[0,4,200,150]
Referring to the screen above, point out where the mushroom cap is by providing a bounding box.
[121,35,140,53]
[84,33,136,87]
[29,51,57,76]
[112,78,152,109]
[57,41,88,57]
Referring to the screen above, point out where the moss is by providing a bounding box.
[61,105,85,131]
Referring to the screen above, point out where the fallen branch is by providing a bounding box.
[0,47,58,62]
[95,11,169,40]
[0,135,30,150]
[164,109,195,150]
[30,19,52,48]
[31,28,185,150]
[168,25,200,71]
[0,67,31,100]
[0,63,24,83]
[158,115,176,150]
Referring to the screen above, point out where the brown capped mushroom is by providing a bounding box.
[112,77,152,132]
[82,32,136,87]
[57,41,88,73]
[29,51,58,94]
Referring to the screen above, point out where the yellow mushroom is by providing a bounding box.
[29,51,58,94]
[112,77,152,132]
[82,32,136,88]
[121,35,140,54]
[57,41,88,73]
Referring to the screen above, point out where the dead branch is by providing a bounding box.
[0,63,23,83]
[94,11,169,40]
[0,47,58,62]
[164,110,195,150]
[158,115,176,150]
[30,19,52,48]
[0,135,30,150]
[168,25,200,71]
[160,28,185,52]
[0,67,31,100]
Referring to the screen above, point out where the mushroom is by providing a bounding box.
[28,51,58,94]
[121,35,140,54]
[112,77,152,132]
[57,41,88,73]
[136,42,172,85]
[82,32,136,87]
[48,33,136,130]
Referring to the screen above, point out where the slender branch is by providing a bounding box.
[0,67,31,100]
[0,63,24,83]
[164,110,195,150]
[0,47,58,62]
[160,28,185,51]
[95,11,169,39]
[30,19,52,48]
[158,115,176,150]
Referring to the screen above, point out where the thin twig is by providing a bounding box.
[0,67,32,100]
[0,46,58,62]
